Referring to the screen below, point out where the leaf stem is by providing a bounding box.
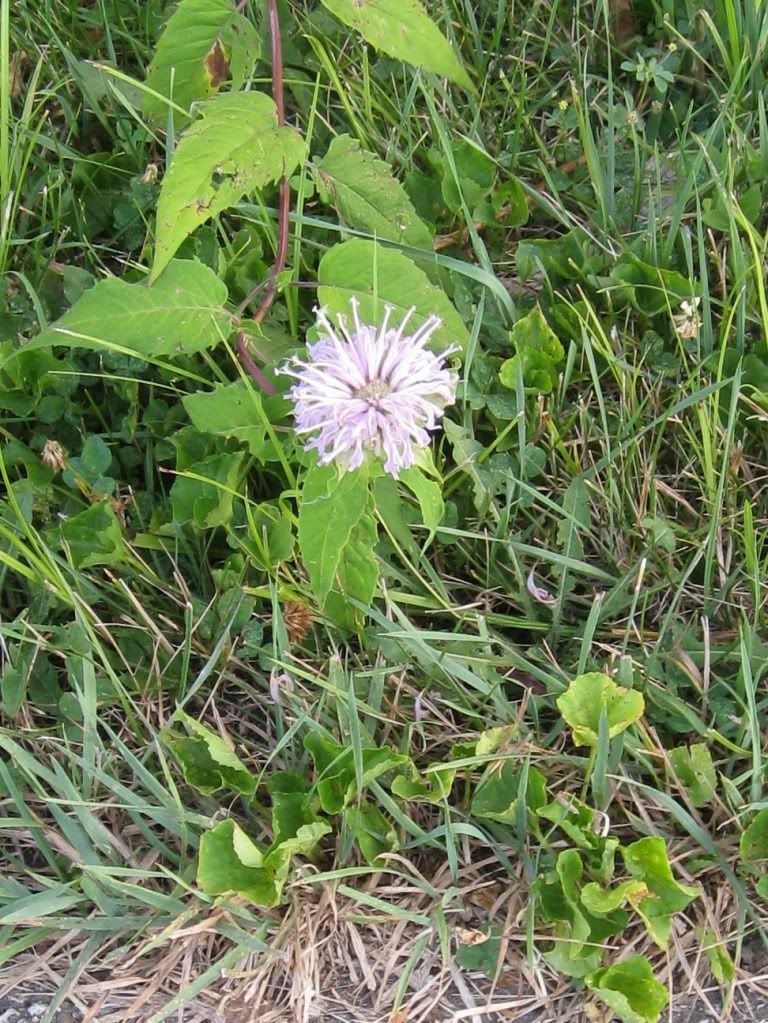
[236,0,290,339]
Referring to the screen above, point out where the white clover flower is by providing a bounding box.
[279,299,458,477]
[673,297,701,339]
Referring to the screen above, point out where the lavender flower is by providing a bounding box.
[279,300,458,477]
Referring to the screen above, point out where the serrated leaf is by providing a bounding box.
[298,462,375,608]
[499,306,564,395]
[152,93,306,279]
[587,956,668,1023]
[59,501,126,569]
[26,260,230,358]
[183,380,287,458]
[162,709,255,796]
[319,0,472,90]
[557,672,644,749]
[315,134,432,250]
[144,0,260,126]
[317,238,469,352]
[304,731,408,814]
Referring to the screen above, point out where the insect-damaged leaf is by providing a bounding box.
[152,93,306,280]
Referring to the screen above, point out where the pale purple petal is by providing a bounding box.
[278,302,459,478]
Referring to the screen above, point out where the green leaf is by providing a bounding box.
[441,140,495,212]
[162,710,255,796]
[317,238,469,352]
[535,850,609,978]
[183,380,286,458]
[516,230,593,285]
[170,451,245,528]
[318,0,472,91]
[499,306,564,395]
[391,763,457,804]
[668,744,716,808]
[537,800,619,885]
[557,672,644,749]
[59,501,126,569]
[27,260,230,358]
[298,462,378,609]
[344,801,398,866]
[610,254,696,316]
[697,926,734,985]
[197,818,321,908]
[493,177,529,228]
[314,134,433,250]
[581,879,648,916]
[304,731,408,814]
[399,466,444,541]
[470,762,546,825]
[268,774,328,853]
[622,836,700,947]
[587,955,668,1023]
[144,0,261,126]
[152,93,306,279]
[740,808,768,863]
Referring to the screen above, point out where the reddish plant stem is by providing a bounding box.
[235,0,289,393]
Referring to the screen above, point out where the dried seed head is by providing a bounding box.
[41,439,67,472]
[283,600,314,645]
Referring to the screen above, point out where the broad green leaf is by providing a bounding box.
[268,774,328,856]
[183,380,288,458]
[317,238,469,352]
[493,177,529,228]
[557,672,644,749]
[400,467,444,541]
[499,306,564,395]
[610,254,696,316]
[152,93,306,279]
[668,744,716,808]
[622,836,700,947]
[304,731,408,814]
[324,498,379,627]
[470,762,546,825]
[314,134,433,250]
[197,816,329,907]
[162,709,255,796]
[441,140,495,212]
[392,763,457,804]
[59,501,126,569]
[344,801,398,866]
[581,879,648,916]
[538,800,618,885]
[298,462,377,610]
[587,955,668,1023]
[740,808,768,863]
[318,0,472,90]
[516,230,593,284]
[26,260,229,358]
[170,451,245,528]
[144,0,260,126]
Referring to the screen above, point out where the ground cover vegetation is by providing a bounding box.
[1,0,768,1020]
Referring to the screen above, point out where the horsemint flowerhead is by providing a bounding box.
[279,299,458,478]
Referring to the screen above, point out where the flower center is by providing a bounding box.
[355,378,391,401]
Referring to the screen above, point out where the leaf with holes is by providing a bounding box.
[25,260,229,359]
[144,0,260,126]
[319,0,472,90]
[152,93,306,280]
[314,134,432,250]
[317,238,468,351]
